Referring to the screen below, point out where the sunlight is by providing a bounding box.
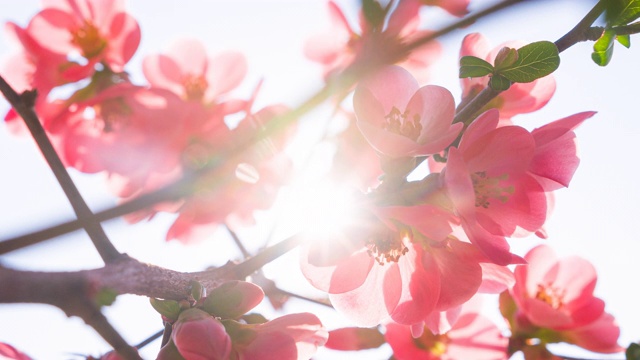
[280,179,358,240]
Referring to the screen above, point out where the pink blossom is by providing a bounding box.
[171,308,232,360]
[560,312,623,353]
[353,65,462,158]
[509,245,622,354]
[45,83,189,195]
[300,203,513,328]
[512,245,605,330]
[441,109,592,264]
[305,0,441,82]
[1,21,92,134]
[163,105,294,243]
[386,298,508,360]
[143,39,247,104]
[2,22,90,96]
[0,343,31,360]
[228,313,328,360]
[442,110,543,264]
[25,0,141,71]
[460,33,556,121]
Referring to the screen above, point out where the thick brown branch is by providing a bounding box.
[0,257,231,304]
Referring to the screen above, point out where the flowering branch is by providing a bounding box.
[0,75,122,263]
[0,0,529,258]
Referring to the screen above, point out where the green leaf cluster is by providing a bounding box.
[594,0,638,66]
[459,41,560,91]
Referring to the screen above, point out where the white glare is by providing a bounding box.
[281,180,357,240]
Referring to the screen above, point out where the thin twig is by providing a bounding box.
[225,223,251,259]
[0,76,122,263]
[135,329,164,350]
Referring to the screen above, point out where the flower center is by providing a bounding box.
[182,75,208,101]
[72,21,107,59]
[413,330,449,356]
[471,171,514,208]
[95,98,131,132]
[365,227,410,265]
[535,283,565,310]
[383,106,422,141]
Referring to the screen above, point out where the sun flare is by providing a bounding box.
[281,179,358,240]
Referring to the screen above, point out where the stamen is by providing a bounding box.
[382,106,422,141]
[71,21,107,59]
[182,75,208,101]
[471,171,514,208]
[366,227,410,265]
[535,283,565,309]
[413,330,449,356]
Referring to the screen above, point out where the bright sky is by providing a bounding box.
[1,1,639,359]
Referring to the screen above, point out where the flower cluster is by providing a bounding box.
[2,0,294,243]
[0,0,629,359]
[301,63,591,334]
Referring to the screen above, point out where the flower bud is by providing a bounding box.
[202,281,264,319]
[172,308,231,360]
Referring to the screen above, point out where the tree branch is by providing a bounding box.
[0,76,122,263]
[554,0,607,53]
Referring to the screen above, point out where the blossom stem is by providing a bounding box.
[276,287,333,308]
[0,75,122,263]
[453,87,501,127]
[225,223,251,259]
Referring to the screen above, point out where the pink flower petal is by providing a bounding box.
[205,51,247,100]
[330,263,401,327]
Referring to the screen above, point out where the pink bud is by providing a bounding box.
[172,308,232,360]
[203,281,264,319]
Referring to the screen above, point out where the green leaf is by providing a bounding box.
[493,47,519,70]
[459,56,494,78]
[499,41,560,83]
[489,74,511,91]
[627,343,640,360]
[617,34,631,48]
[150,298,182,322]
[592,29,616,66]
[606,0,640,26]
